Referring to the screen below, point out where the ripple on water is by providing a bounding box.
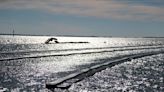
[69,54,164,92]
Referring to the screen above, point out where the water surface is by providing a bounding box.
[0,35,164,91]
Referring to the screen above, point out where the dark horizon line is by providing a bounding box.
[0,33,112,37]
[0,33,164,38]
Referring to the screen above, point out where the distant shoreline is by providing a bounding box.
[0,33,112,37]
[0,34,164,38]
[0,33,51,36]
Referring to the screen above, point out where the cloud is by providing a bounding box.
[0,0,164,21]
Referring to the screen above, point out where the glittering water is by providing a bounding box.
[0,35,164,91]
[70,54,164,92]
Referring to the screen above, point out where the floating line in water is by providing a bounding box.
[0,46,164,61]
[1,45,164,55]
[46,50,164,90]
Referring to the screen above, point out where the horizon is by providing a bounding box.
[0,0,164,37]
[1,33,164,38]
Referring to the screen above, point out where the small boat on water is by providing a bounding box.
[45,38,59,44]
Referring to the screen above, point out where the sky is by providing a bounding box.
[0,0,164,37]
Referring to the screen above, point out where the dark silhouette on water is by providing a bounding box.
[45,38,89,44]
[45,38,59,44]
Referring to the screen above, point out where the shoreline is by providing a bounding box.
[1,34,164,38]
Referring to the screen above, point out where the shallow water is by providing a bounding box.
[0,35,164,91]
[70,54,164,92]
